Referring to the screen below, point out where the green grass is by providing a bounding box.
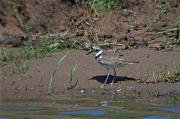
[0,33,84,76]
[24,22,34,33]
[138,62,180,83]
[154,0,171,21]
[0,47,14,62]
[158,27,179,49]
[40,33,71,51]
[0,46,42,63]
[66,61,78,90]
[0,33,82,63]
[12,60,28,74]
[152,21,180,50]
[48,55,68,95]
[76,0,118,14]
[48,57,78,95]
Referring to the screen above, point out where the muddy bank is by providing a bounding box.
[0,48,180,99]
[0,0,180,100]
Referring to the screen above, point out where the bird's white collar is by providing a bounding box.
[95,50,103,58]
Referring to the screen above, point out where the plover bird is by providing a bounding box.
[87,46,138,87]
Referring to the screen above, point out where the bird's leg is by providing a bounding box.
[111,68,116,86]
[101,70,110,88]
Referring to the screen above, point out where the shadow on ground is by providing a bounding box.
[89,75,137,84]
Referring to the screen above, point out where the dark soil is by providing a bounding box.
[0,0,180,47]
[0,0,180,99]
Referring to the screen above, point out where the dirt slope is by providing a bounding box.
[0,0,180,99]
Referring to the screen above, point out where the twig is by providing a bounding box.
[97,42,125,47]
[154,28,180,35]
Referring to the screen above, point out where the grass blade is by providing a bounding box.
[67,60,78,90]
[48,54,68,95]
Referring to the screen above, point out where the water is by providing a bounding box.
[0,116,6,119]
[0,92,179,119]
[144,116,169,119]
[60,109,105,116]
[0,104,42,110]
[160,107,180,113]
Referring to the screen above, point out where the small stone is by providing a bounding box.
[127,86,133,90]
[49,43,60,49]
[29,87,34,90]
[17,95,23,98]
[92,89,96,93]
[80,89,85,93]
[100,100,108,107]
[117,88,122,93]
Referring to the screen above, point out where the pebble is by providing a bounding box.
[100,100,108,107]
[80,89,85,93]
[127,86,133,90]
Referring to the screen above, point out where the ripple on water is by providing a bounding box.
[144,115,169,119]
[0,104,42,111]
[59,109,105,116]
[160,107,180,113]
[149,105,180,113]
[0,116,6,119]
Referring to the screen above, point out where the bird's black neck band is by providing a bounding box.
[95,55,100,60]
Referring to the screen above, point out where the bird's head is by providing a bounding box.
[86,45,103,58]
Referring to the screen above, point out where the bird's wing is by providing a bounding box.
[98,56,124,65]
[98,56,136,66]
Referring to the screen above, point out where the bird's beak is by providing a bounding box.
[86,50,93,55]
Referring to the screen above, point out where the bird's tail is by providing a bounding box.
[119,58,139,65]
[125,60,139,64]
[123,60,139,64]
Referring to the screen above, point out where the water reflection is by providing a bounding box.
[160,107,180,113]
[0,116,6,119]
[144,115,169,119]
[0,93,179,119]
[0,104,42,111]
[60,109,105,116]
